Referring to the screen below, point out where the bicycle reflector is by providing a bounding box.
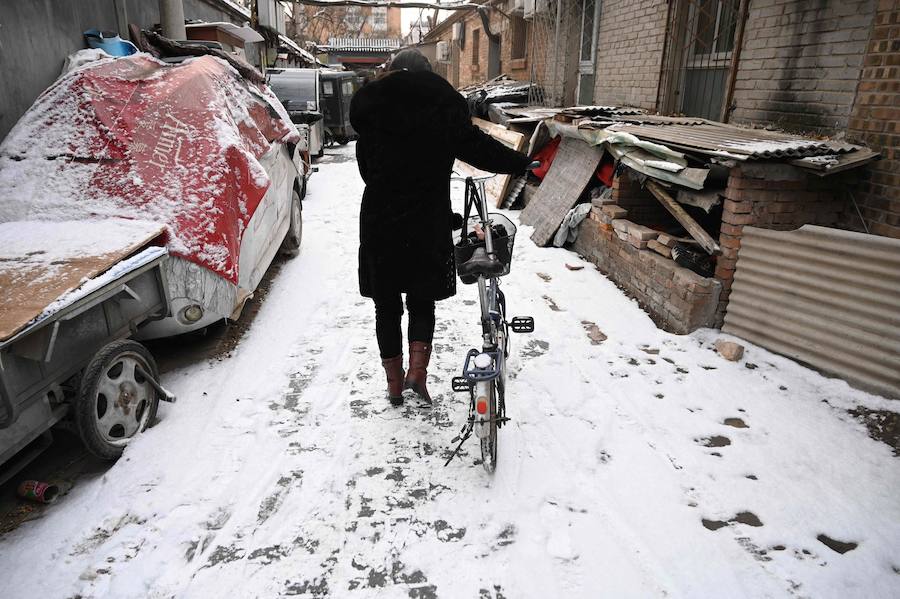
[476,396,488,415]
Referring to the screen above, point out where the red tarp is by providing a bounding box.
[0,53,298,284]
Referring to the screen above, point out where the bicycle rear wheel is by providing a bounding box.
[480,379,500,473]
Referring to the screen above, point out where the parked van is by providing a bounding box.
[320,70,358,145]
[267,68,325,158]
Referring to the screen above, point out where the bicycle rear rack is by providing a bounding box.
[461,348,502,382]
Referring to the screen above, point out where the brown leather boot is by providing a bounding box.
[381,355,405,406]
[404,341,432,404]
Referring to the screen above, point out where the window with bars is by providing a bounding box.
[577,0,600,105]
[510,16,527,60]
[659,0,744,120]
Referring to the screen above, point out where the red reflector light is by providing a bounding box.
[476,398,488,414]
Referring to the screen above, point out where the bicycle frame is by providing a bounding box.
[447,172,532,470]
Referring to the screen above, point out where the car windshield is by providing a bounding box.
[268,70,317,111]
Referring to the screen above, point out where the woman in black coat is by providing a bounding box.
[349,49,531,406]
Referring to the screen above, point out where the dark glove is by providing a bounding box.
[451,212,464,231]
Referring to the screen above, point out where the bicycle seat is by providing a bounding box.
[458,247,505,278]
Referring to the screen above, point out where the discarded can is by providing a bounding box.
[16,480,59,504]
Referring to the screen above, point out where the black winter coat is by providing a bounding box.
[349,70,531,301]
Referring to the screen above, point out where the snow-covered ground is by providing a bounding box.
[1,144,898,598]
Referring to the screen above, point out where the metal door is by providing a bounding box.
[659,0,745,121]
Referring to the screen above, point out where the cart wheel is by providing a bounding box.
[280,189,303,256]
[75,340,160,460]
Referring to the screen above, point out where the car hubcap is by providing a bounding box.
[95,355,153,444]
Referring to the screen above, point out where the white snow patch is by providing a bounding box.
[0,144,897,599]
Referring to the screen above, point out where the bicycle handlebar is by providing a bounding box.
[450,161,540,183]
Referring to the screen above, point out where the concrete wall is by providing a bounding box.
[729,0,876,134]
[0,0,242,142]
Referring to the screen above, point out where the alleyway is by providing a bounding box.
[0,144,897,599]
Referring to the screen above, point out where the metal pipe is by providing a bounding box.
[552,0,563,106]
[159,0,187,40]
[721,0,749,123]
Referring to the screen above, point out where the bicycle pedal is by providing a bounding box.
[510,316,535,333]
[452,377,472,393]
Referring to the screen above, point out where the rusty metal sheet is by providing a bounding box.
[723,225,900,399]
[606,122,859,159]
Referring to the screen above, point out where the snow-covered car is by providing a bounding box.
[0,52,310,339]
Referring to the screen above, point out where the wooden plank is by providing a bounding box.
[646,180,721,255]
[454,117,527,208]
[520,136,604,247]
[0,220,165,341]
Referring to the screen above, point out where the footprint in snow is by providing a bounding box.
[543,295,563,311]
[702,511,764,531]
[817,533,858,554]
[581,320,607,344]
[696,435,731,448]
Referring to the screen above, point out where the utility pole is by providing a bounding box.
[159,0,187,40]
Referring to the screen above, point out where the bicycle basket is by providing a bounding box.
[453,213,517,285]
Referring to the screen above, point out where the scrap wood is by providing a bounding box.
[646,180,721,255]
[648,239,672,258]
[144,31,264,83]
[520,136,604,246]
[455,117,527,208]
[677,188,722,213]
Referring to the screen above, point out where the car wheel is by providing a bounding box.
[75,340,159,460]
[280,188,303,256]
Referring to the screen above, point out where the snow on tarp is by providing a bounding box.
[0,219,165,341]
[0,53,299,285]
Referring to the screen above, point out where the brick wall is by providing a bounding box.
[574,218,722,334]
[432,6,532,88]
[590,0,669,109]
[612,171,676,225]
[845,0,900,239]
[730,0,875,135]
[714,163,854,324]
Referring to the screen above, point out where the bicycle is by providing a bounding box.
[446,171,535,473]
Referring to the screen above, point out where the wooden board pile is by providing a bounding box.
[454,117,528,208]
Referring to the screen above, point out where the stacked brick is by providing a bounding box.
[714,164,852,324]
[846,0,900,239]
[574,216,722,335]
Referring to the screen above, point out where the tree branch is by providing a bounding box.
[289,0,484,12]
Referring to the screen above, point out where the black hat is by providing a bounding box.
[388,48,432,73]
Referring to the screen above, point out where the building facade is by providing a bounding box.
[427,0,896,239]
[539,0,899,238]
[424,2,533,88]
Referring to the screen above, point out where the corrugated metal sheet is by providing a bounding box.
[723,225,900,399]
[606,122,858,159]
[325,37,402,52]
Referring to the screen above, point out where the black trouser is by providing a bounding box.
[373,293,435,358]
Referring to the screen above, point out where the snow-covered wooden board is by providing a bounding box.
[0,220,165,341]
[454,118,527,208]
[520,136,604,247]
